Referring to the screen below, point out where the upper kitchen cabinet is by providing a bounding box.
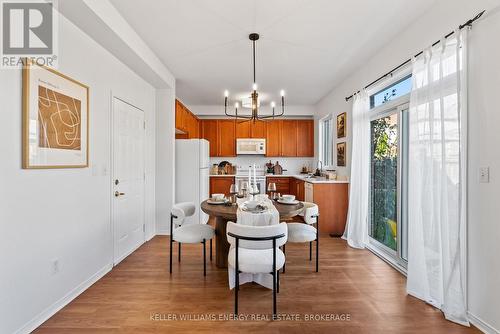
[175,99,200,139]
[201,119,219,157]
[218,120,236,156]
[297,120,314,157]
[235,120,251,138]
[265,120,282,157]
[235,120,266,139]
[251,120,266,138]
[281,120,298,157]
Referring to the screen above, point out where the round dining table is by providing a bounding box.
[201,199,304,268]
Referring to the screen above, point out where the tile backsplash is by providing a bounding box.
[210,157,316,175]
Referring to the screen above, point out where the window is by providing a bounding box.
[319,116,334,167]
[367,72,411,270]
[370,75,412,109]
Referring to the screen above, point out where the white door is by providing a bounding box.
[112,97,145,265]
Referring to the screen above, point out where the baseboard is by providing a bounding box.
[156,228,170,236]
[468,312,499,334]
[15,263,113,334]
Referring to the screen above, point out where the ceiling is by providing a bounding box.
[110,0,436,106]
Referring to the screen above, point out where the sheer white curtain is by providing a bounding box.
[406,30,469,325]
[342,91,370,249]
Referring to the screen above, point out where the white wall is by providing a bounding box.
[467,6,500,332]
[155,88,176,235]
[314,1,500,332]
[0,15,159,334]
[210,157,315,175]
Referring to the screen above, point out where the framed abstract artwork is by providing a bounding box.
[337,112,346,138]
[22,60,89,168]
[337,142,346,167]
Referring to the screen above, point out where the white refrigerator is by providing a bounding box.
[175,139,210,225]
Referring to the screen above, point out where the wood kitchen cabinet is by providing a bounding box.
[210,177,235,197]
[251,120,267,138]
[297,120,314,157]
[311,183,349,235]
[218,120,236,157]
[235,120,251,138]
[281,120,298,156]
[236,120,266,139]
[265,120,282,157]
[267,177,290,195]
[201,118,314,157]
[289,178,305,201]
[175,99,200,139]
[201,119,219,157]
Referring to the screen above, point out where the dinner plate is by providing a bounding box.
[277,199,300,205]
[207,199,228,205]
[241,204,268,213]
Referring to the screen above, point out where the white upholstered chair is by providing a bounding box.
[226,222,287,317]
[170,202,215,276]
[283,202,319,272]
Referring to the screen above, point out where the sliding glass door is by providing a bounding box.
[369,103,408,268]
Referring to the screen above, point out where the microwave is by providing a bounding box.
[236,138,266,155]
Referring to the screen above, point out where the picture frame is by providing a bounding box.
[22,59,89,169]
[337,142,346,167]
[337,112,346,138]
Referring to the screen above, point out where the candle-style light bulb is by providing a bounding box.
[270,101,276,108]
[235,102,239,108]
[252,83,258,91]
[280,89,285,97]
[224,90,229,97]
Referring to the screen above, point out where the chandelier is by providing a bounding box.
[224,33,285,121]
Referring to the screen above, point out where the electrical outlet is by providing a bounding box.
[51,259,60,275]
[479,167,490,183]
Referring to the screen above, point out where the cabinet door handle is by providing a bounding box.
[115,191,125,197]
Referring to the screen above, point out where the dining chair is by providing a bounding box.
[283,202,319,272]
[170,202,214,276]
[226,222,287,317]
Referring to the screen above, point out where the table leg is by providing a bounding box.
[215,217,230,268]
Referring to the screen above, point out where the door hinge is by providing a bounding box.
[143,224,145,232]
[143,172,146,181]
[143,121,146,129]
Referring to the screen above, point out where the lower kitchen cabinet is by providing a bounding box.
[294,179,305,201]
[209,177,235,197]
[266,177,290,195]
[306,182,349,236]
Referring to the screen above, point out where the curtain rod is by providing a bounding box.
[344,10,485,102]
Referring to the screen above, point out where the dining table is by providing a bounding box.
[200,199,304,268]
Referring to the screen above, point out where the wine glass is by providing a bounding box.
[267,182,276,199]
[229,184,239,204]
[241,182,248,198]
[249,184,260,200]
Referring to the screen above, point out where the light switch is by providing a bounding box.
[479,167,490,183]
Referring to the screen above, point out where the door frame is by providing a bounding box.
[110,93,146,266]
[367,96,410,273]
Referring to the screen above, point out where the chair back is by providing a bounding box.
[302,202,319,225]
[226,222,287,250]
[171,202,196,226]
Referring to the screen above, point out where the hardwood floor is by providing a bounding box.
[35,234,480,334]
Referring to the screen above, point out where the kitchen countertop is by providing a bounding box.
[209,174,349,184]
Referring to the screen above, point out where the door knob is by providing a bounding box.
[115,191,125,197]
